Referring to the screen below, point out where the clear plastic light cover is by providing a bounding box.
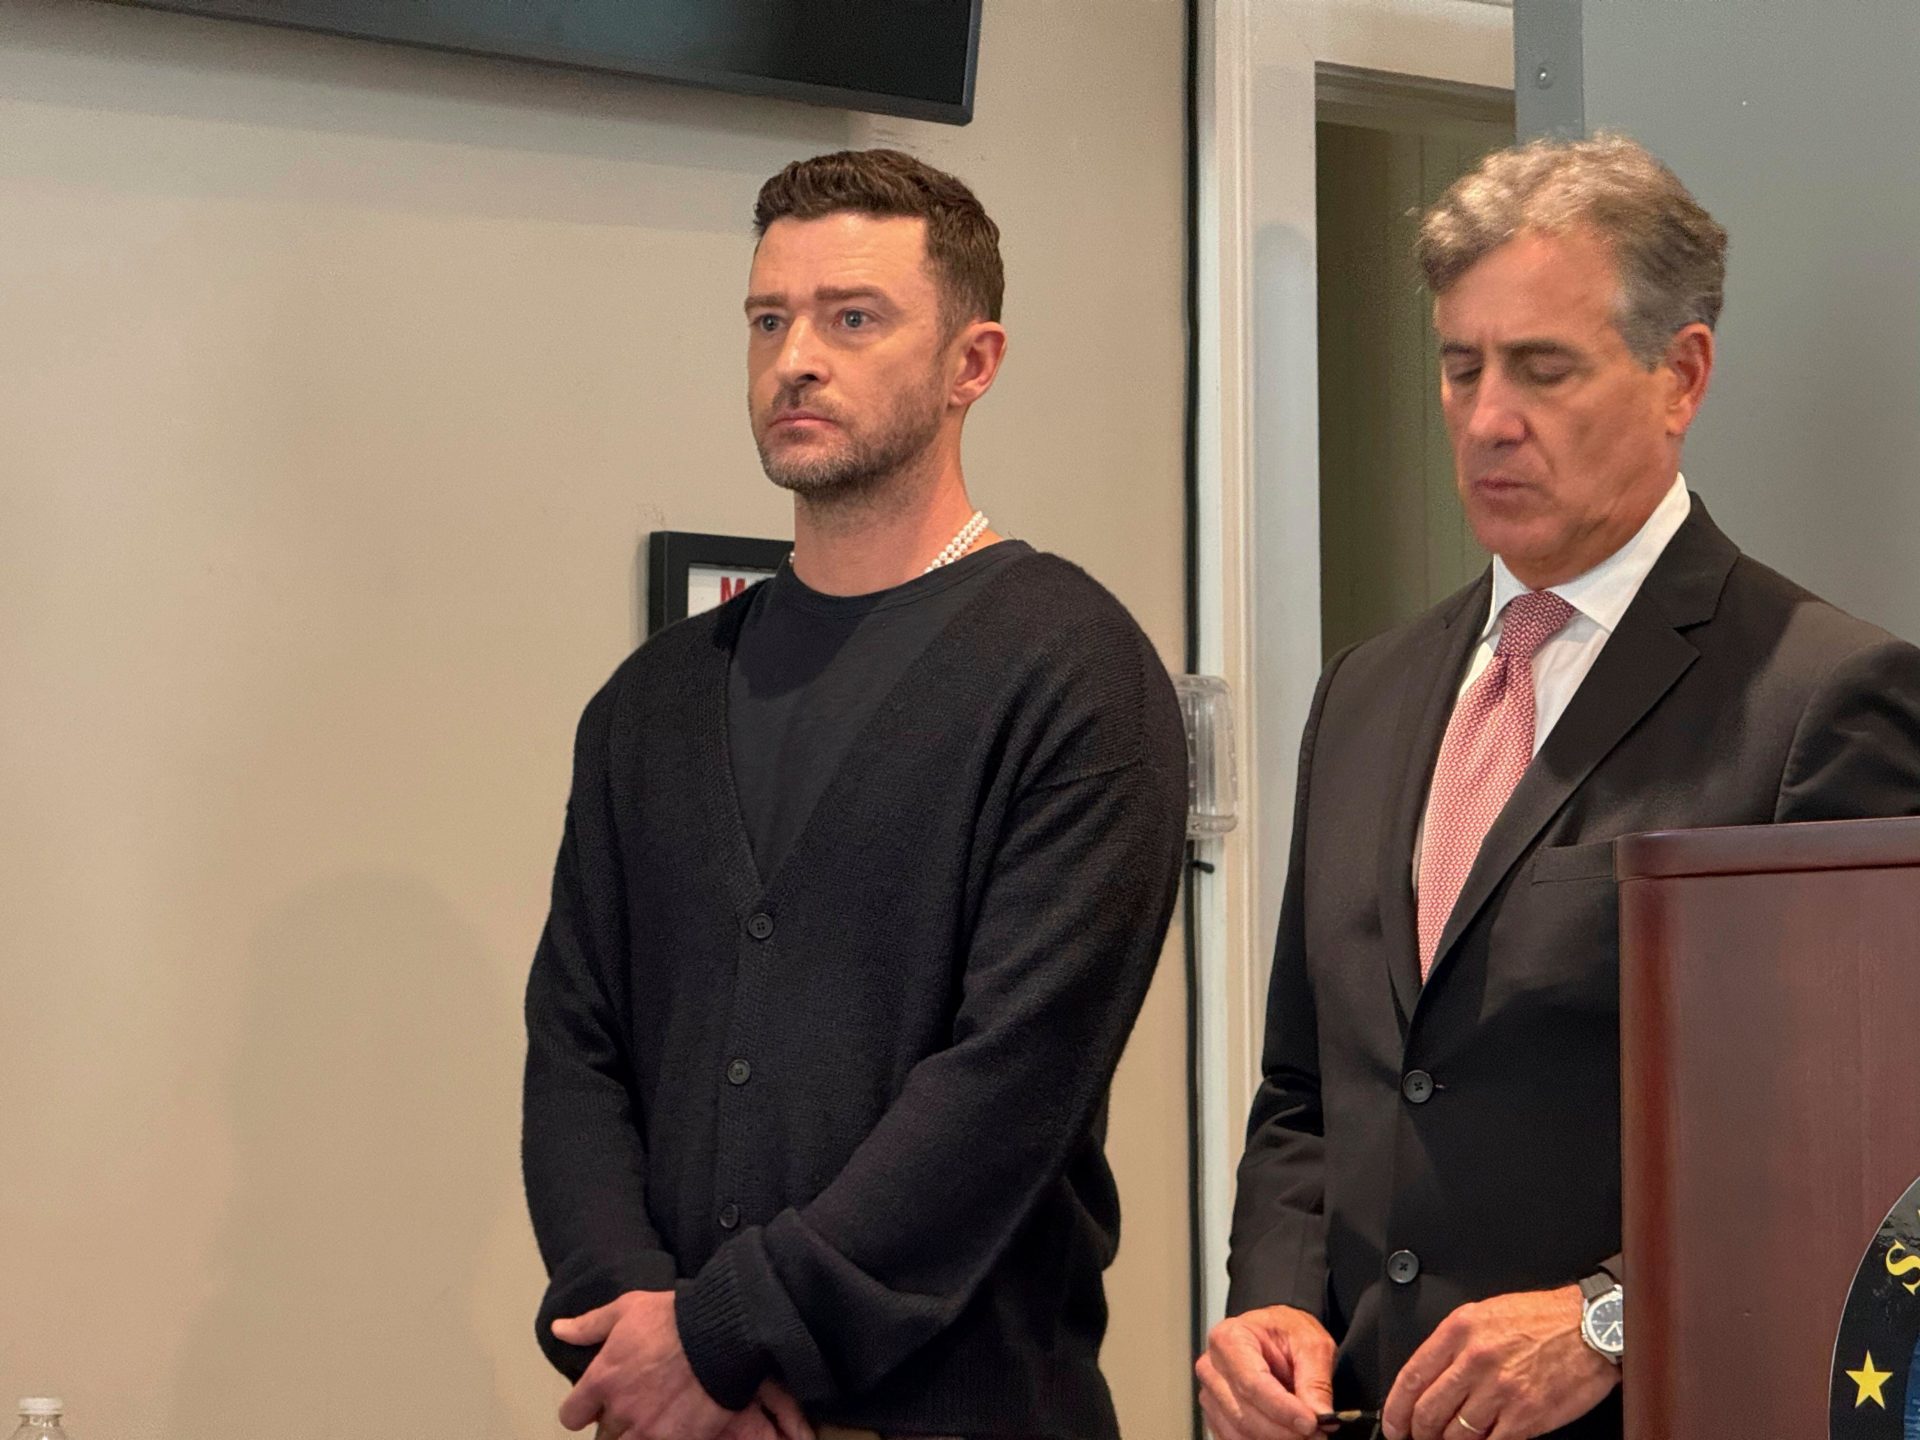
[1174,674,1238,839]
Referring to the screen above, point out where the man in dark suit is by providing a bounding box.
[1198,135,1920,1440]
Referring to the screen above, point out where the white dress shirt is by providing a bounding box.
[1413,473,1693,874]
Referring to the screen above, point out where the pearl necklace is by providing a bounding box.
[925,511,990,573]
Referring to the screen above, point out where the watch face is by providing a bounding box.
[1585,1291,1625,1356]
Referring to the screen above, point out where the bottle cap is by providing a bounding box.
[18,1400,63,1418]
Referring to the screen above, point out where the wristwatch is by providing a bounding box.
[1578,1272,1624,1364]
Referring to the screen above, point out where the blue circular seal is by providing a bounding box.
[1832,1174,1920,1438]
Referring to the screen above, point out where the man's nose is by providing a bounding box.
[775,317,828,389]
[1464,371,1526,446]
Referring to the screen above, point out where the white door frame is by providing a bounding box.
[1189,0,1513,1334]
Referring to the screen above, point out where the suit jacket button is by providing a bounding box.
[745,912,775,941]
[1402,1070,1435,1104]
[1388,1249,1421,1285]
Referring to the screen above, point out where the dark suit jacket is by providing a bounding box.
[1224,498,1920,1437]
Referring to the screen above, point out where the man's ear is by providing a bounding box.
[1662,322,1715,437]
[950,321,1009,408]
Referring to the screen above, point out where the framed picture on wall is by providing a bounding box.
[647,531,792,635]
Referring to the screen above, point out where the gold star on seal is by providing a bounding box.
[1847,1350,1893,1409]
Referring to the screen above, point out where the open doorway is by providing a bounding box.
[1187,1,1516,1364]
[1316,65,1513,659]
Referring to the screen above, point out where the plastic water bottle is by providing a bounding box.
[10,1399,70,1440]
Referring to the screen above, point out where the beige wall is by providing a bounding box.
[0,2,1190,1436]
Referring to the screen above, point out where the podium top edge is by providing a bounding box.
[1615,814,1920,880]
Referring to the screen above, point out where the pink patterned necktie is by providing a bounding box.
[1416,589,1576,979]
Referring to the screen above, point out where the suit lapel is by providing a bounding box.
[1422,498,1740,984]
[1379,573,1492,1024]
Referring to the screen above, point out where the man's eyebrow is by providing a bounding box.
[1504,339,1581,359]
[744,285,894,314]
[813,285,893,306]
[1438,339,1585,361]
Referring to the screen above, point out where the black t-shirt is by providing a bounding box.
[728,539,1035,873]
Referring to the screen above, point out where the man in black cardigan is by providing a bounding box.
[523,150,1189,1440]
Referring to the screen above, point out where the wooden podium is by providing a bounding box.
[1617,816,1920,1438]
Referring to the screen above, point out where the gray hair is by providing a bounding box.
[1415,133,1728,366]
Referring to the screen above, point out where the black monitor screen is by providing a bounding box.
[116,0,982,124]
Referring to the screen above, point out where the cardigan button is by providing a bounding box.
[726,1058,753,1086]
[718,1203,741,1231]
[745,912,775,941]
[1387,1249,1421,1285]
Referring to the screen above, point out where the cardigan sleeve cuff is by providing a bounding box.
[537,1249,680,1381]
[675,1249,769,1411]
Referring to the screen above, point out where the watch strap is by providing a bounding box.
[1578,1271,1617,1304]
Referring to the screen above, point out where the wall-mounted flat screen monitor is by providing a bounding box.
[112,0,982,125]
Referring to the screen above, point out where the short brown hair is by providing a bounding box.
[753,148,1004,330]
[1416,133,1728,365]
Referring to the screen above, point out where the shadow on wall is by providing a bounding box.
[169,873,523,1438]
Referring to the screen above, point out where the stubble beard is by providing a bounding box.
[754,371,946,505]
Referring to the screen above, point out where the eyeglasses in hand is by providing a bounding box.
[1315,1410,1384,1438]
